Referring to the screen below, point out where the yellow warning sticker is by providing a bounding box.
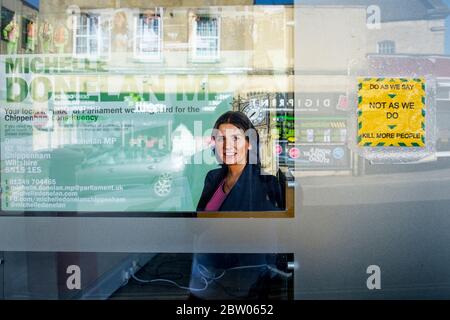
[358,78,426,147]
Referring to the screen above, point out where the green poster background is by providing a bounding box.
[1,92,232,212]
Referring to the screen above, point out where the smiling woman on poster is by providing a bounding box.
[196,111,284,212]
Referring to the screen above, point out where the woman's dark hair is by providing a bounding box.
[212,111,261,166]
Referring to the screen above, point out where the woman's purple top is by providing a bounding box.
[204,179,228,211]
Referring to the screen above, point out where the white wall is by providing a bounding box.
[295,6,367,73]
[367,19,446,55]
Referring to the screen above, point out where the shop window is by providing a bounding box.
[134,9,163,60]
[21,17,31,50]
[1,7,15,41]
[73,13,110,59]
[192,16,220,61]
[377,40,396,54]
[23,0,39,10]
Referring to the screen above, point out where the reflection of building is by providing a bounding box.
[296,0,450,176]
[0,1,295,217]
[11,1,295,174]
[36,1,294,72]
[302,0,449,56]
[365,0,448,55]
[0,0,39,54]
[368,55,450,155]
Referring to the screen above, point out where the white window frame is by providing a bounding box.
[191,15,220,62]
[133,8,163,61]
[73,12,111,59]
[377,40,396,55]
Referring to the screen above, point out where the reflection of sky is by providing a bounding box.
[445,0,450,54]
[24,0,39,9]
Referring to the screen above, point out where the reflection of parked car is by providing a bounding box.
[75,147,185,197]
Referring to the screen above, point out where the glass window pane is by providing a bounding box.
[2,1,450,303]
